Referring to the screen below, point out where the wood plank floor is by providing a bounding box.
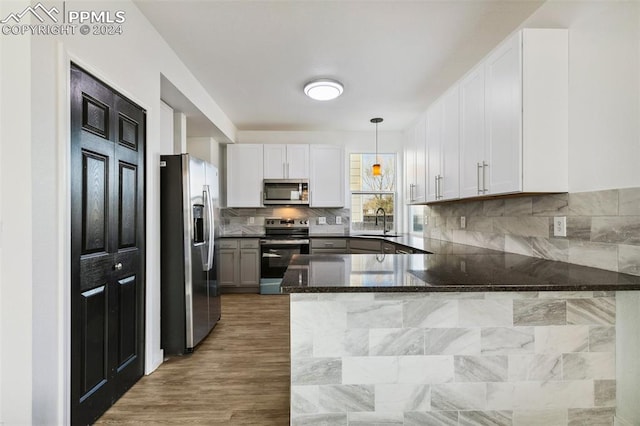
[96,294,290,425]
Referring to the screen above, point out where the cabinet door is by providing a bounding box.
[426,101,443,202]
[460,66,486,198]
[404,129,416,203]
[239,248,260,286]
[485,32,522,195]
[263,144,287,179]
[286,144,310,179]
[310,260,346,285]
[413,114,427,203]
[227,144,264,207]
[441,85,460,201]
[219,249,238,286]
[309,145,344,207]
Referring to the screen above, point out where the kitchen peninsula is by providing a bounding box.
[281,239,640,425]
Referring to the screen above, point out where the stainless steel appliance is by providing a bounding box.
[160,154,221,355]
[263,179,309,205]
[260,218,310,279]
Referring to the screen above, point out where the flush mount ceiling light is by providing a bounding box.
[304,79,344,101]
[371,117,383,176]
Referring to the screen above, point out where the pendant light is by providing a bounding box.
[370,117,383,176]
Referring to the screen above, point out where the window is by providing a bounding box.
[349,153,396,233]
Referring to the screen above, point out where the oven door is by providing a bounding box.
[260,239,310,279]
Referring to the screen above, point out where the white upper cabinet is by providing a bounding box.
[404,114,427,204]
[520,29,568,192]
[403,130,415,203]
[440,86,460,200]
[226,144,264,207]
[427,85,460,202]
[460,66,487,198]
[263,144,287,178]
[484,31,522,195]
[426,100,443,202]
[309,144,344,207]
[460,28,568,198]
[263,144,309,179]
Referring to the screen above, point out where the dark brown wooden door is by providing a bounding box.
[70,64,145,425]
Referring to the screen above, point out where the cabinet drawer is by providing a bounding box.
[311,238,347,249]
[349,239,382,252]
[240,239,260,249]
[219,239,239,249]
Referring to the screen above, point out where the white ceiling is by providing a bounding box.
[135,0,545,133]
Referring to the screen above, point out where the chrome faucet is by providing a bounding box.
[375,207,388,235]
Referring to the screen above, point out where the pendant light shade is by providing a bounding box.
[371,117,383,176]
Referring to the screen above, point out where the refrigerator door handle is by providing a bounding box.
[204,185,215,270]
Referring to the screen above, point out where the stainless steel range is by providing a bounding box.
[260,218,310,280]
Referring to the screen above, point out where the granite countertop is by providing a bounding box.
[280,248,640,293]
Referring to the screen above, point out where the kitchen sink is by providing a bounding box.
[356,233,401,238]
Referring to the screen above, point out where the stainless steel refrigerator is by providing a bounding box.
[160,154,221,355]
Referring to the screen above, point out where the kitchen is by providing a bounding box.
[1,0,640,425]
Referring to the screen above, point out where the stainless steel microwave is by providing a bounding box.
[263,179,309,205]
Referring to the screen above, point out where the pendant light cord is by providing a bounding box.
[375,121,378,163]
[370,117,383,164]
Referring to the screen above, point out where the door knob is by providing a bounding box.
[114,263,123,271]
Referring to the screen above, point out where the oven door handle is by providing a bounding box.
[260,239,310,245]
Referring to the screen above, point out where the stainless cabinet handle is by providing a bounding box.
[283,163,286,178]
[482,161,488,193]
[477,163,482,195]
[114,263,123,271]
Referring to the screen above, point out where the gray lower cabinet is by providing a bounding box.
[219,238,260,293]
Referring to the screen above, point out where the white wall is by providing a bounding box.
[1,1,237,423]
[160,101,175,154]
[523,1,640,192]
[187,137,222,168]
[0,1,33,423]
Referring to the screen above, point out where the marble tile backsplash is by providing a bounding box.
[424,188,640,276]
[221,207,350,235]
[290,291,617,426]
